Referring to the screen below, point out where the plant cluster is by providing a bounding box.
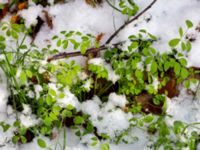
[0,0,200,150]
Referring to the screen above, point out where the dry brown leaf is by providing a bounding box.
[135,93,163,114]
[42,10,53,29]
[0,4,8,20]
[96,33,105,43]
[85,0,102,7]
[18,2,28,10]
[10,15,20,24]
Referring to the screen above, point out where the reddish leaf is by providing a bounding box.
[158,79,179,98]
[18,2,28,10]
[135,93,163,114]
[95,33,104,43]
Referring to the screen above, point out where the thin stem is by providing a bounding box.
[181,122,200,134]
[98,82,113,96]
[63,127,67,150]
[47,41,124,62]
[105,0,157,44]
[193,80,200,100]
[105,0,122,13]
[94,77,97,95]
[2,50,26,103]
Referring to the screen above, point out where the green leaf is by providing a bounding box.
[179,27,183,37]
[58,93,65,99]
[174,62,181,76]
[26,70,32,78]
[181,42,186,51]
[49,112,57,121]
[21,136,27,144]
[46,95,54,106]
[179,58,187,66]
[0,35,5,41]
[44,116,52,126]
[186,20,193,28]
[169,38,180,47]
[0,122,10,132]
[56,39,62,47]
[12,135,19,144]
[49,88,56,97]
[173,121,185,134]
[37,138,46,148]
[61,109,72,118]
[135,70,143,80]
[74,116,84,125]
[150,61,157,74]
[20,71,27,85]
[143,115,154,123]
[184,80,190,88]
[181,68,189,79]
[66,104,74,110]
[164,61,170,71]
[101,143,110,150]
[186,41,192,52]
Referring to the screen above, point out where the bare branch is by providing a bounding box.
[47,42,124,62]
[47,0,157,62]
[105,0,157,44]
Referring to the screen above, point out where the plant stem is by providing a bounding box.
[98,82,113,96]
[105,0,122,13]
[105,0,157,44]
[47,41,124,62]
[181,122,200,134]
[63,127,66,150]
[193,80,200,100]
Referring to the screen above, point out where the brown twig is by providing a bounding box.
[47,0,157,62]
[105,0,157,44]
[47,42,123,62]
[47,45,106,62]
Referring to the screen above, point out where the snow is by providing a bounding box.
[108,93,127,108]
[19,5,44,28]
[0,0,200,149]
[116,0,200,67]
[81,94,131,138]
[34,84,43,99]
[0,0,8,4]
[166,89,200,124]
[0,69,9,114]
[57,88,80,109]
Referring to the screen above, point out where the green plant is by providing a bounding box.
[0,16,199,150]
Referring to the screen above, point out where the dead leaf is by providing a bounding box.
[135,93,163,114]
[0,4,8,20]
[18,2,28,10]
[195,23,200,32]
[95,33,104,43]
[85,0,102,7]
[10,15,20,24]
[42,10,53,29]
[158,78,179,98]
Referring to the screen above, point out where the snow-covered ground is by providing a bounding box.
[1,0,200,149]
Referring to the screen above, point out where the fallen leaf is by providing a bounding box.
[95,33,104,43]
[0,4,8,20]
[85,0,102,7]
[158,78,179,98]
[10,15,20,24]
[42,10,53,29]
[18,2,28,10]
[135,93,163,114]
